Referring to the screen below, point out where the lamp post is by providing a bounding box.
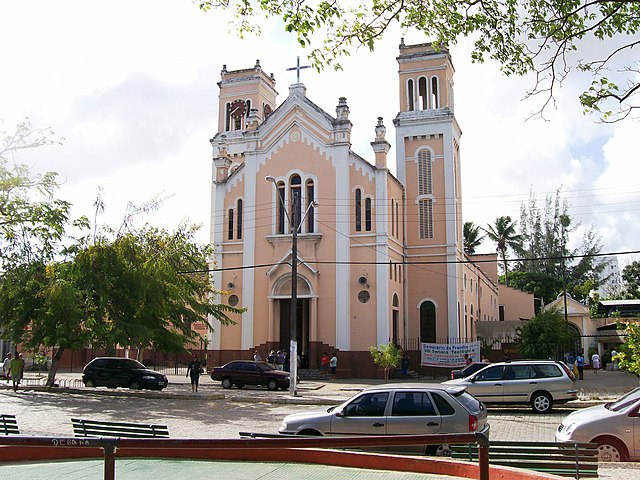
[266,175,317,396]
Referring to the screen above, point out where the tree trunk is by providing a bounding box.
[384,367,390,381]
[46,347,65,387]
[501,250,509,286]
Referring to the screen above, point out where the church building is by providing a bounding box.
[208,41,506,377]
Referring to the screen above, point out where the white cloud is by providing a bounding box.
[1,0,637,263]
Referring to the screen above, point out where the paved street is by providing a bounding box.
[1,368,638,479]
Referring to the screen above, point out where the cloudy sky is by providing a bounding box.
[1,1,639,271]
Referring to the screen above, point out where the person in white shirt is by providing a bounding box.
[591,352,601,374]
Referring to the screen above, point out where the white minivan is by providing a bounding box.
[445,360,577,413]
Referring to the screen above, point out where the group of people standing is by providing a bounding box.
[2,351,25,392]
[265,350,287,370]
[320,352,338,379]
[567,351,611,380]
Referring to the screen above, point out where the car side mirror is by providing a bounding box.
[335,409,345,417]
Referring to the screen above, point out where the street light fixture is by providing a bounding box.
[266,175,318,396]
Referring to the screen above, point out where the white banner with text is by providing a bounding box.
[420,341,481,368]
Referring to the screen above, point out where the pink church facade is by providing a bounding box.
[208,42,512,377]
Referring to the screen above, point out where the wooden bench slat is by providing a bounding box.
[72,418,169,438]
[1,414,20,435]
[450,440,598,478]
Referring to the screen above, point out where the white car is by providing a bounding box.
[445,360,577,413]
[556,386,640,462]
[279,383,489,454]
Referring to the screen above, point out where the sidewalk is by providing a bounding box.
[13,367,639,406]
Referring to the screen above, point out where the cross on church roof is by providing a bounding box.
[286,56,311,83]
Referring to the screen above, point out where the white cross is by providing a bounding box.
[286,56,311,83]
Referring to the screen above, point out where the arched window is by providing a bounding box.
[395,201,399,237]
[407,79,415,111]
[420,301,436,343]
[418,150,432,195]
[391,198,395,237]
[225,102,231,131]
[393,294,399,308]
[277,181,286,234]
[365,197,372,231]
[246,99,252,114]
[290,174,302,233]
[306,179,315,233]
[418,199,433,239]
[418,77,428,110]
[431,77,439,108]
[228,208,234,240]
[355,188,362,232]
[236,199,243,240]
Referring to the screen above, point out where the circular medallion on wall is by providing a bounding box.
[358,290,370,303]
[290,131,301,142]
[228,294,239,307]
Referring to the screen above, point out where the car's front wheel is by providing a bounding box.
[594,436,627,462]
[221,377,233,389]
[531,391,552,413]
[84,378,96,388]
[267,379,278,391]
[130,381,142,390]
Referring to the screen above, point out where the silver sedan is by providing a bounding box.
[556,386,640,462]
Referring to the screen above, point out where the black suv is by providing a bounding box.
[82,357,168,391]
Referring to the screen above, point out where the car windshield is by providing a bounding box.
[605,386,640,412]
[119,359,145,369]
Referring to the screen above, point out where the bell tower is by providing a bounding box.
[217,59,278,133]
[394,40,464,340]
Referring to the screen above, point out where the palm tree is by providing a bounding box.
[463,221,486,255]
[484,216,524,286]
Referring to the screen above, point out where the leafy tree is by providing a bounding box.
[517,309,576,359]
[0,260,88,386]
[197,0,640,120]
[463,221,485,255]
[73,224,243,357]
[508,271,563,311]
[484,216,523,287]
[516,189,604,302]
[615,322,640,376]
[369,342,403,380]
[622,260,640,299]
[0,119,71,265]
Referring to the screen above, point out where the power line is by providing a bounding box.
[182,249,640,274]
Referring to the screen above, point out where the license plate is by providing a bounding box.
[158,381,165,385]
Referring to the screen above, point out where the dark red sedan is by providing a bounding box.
[210,360,290,391]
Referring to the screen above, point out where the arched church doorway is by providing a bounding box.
[272,274,313,369]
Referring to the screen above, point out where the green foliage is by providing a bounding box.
[197,0,640,120]
[517,309,576,359]
[515,189,604,303]
[615,322,640,376]
[622,260,640,299]
[484,216,523,286]
[463,221,485,255]
[0,120,243,386]
[369,343,403,380]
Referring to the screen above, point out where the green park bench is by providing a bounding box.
[72,418,169,438]
[450,440,598,479]
[0,414,20,435]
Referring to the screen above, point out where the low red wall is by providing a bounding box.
[0,446,564,480]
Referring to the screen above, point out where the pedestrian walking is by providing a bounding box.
[2,352,11,384]
[267,350,276,368]
[9,351,24,392]
[275,350,285,371]
[400,354,410,376]
[320,352,329,378]
[329,353,338,380]
[576,353,585,380]
[186,355,203,393]
[591,352,601,374]
[611,349,618,370]
[253,350,262,362]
